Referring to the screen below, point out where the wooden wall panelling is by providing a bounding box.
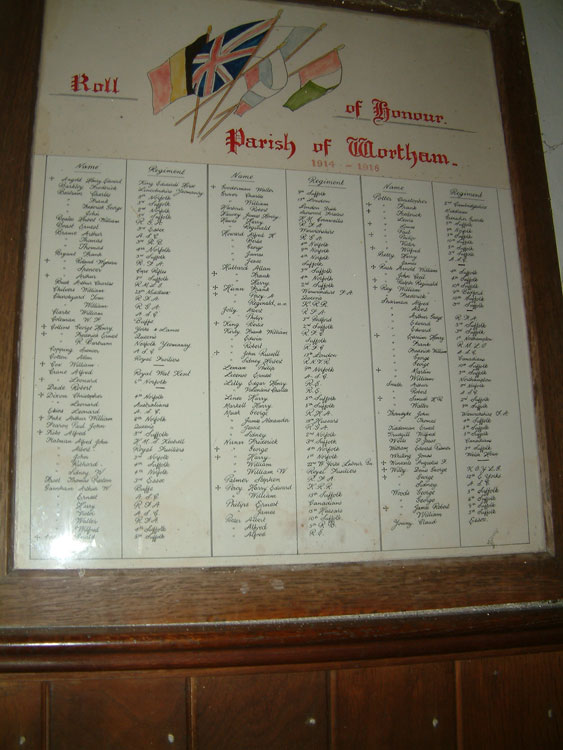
[0,651,562,748]
[48,676,187,750]
[457,651,563,749]
[0,679,43,749]
[191,670,328,749]
[331,661,457,749]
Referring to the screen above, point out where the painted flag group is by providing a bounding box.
[148,18,276,114]
[147,16,343,123]
[234,26,315,116]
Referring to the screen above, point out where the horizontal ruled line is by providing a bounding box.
[50,92,138,101]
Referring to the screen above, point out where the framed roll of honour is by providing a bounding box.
[1,0,561,668]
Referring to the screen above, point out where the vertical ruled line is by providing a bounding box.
[120,158,128,558]
[359,175,382,553]
[207,164,213,557]
[285,171,299,554]
[495,189,530,541]
[29,156,50,561]
[431,181,462,548]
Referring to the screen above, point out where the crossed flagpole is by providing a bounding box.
[149,12,343,143]
[199,23,329,142]
[172,35,290,132]
[199,41,344,142]
[173,11,284,135]
[190,25,213,142]
[196,11,284,138]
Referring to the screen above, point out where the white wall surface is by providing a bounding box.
[517,0,563,280]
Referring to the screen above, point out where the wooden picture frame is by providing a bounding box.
[0,0,561,672]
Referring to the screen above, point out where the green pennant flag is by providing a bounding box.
[284,48,342,112]
[284,80,338,111]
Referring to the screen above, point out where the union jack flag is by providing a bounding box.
[192,19,276,98]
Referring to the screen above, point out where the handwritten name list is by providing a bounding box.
[14,155,543,567]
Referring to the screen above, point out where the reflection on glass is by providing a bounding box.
[49,533,96,562]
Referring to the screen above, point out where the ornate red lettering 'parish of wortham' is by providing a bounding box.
[346,137,454,168]
[225,127,296,158]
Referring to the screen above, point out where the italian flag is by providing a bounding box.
[284,49,342,112]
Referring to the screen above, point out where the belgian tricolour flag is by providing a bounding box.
[148,34,209,114]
